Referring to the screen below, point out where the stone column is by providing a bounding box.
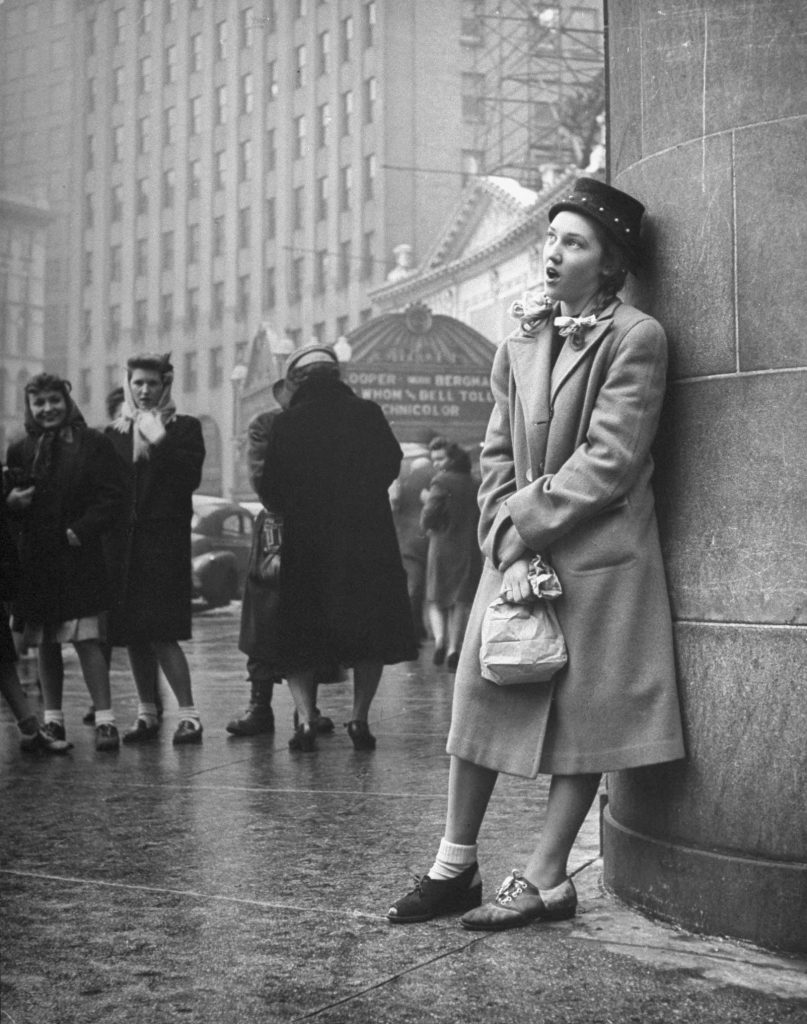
[601,0,807,953]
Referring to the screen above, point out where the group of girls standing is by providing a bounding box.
[1,353,205,754]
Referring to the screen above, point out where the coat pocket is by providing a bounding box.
[554,497,636,575]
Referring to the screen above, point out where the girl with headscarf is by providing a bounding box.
[5,373,126,751]
[105,353,206,745]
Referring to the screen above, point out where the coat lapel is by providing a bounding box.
[509,326,553,427]
[550,300,618,404]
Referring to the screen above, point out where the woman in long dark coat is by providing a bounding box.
[388,178,684,930]
[259,345,417,751]
[105,353,206,746]
[420,442,481,670]
[5,373,126,750]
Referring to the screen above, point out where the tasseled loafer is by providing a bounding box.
[387,862,482,923]
[460,872,576,931]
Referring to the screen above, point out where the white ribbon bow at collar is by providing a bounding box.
[554,314,598,338]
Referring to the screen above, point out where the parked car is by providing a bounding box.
[191,495,255,607]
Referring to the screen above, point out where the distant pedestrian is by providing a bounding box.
[226,378,335,738]
[388,178,684,929]
[420,441,481,670]
[4,374,126,752]
[259,344,417,752]
[388,429,437,645]
[106,353,206,746]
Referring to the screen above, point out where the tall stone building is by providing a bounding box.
[0,0,493,492]
[0,193,51,454]
[0,0,603,493]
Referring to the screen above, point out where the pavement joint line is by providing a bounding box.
[288,935,488,1022]
[0,868,383,920]
[24,779,451,799]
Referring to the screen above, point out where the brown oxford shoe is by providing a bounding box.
[460,872,576,931]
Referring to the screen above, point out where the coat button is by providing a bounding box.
[526,468,533,482]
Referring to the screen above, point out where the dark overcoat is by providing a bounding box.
[422,469,482,607]
[447,299,685,777]
[105,415,204,643]
[259,376,417,672]
[6,428,126,626]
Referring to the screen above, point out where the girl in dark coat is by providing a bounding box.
[388,179,684,930]
[420,442,481,671]
[1,463,71,754]
[5,374,126,751]
[105,354,206,746]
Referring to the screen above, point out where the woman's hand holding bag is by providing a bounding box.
[479,555,567,686]
[248,509,283,587]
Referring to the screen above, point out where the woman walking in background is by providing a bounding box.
[420,441,481,671]
[106,353,206,746]
[4,374,126,751]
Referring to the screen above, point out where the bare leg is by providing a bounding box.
[37,643,64,711]
[524,773,601,889]
[126,643,160,703]
[74,640,112,712]
[444,754,499,846]
[152,640,193,707]
[351,660,383,721]
[287,669,316,726]
[447,603,470,657]
[426,603,447,653]
[0,662,34,721]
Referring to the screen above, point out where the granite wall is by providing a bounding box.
[601,0,807,952]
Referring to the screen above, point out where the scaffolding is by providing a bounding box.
[466,0,605,191]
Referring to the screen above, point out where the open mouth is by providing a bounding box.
[545,267,560,283]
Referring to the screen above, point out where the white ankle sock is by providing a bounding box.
[137,702,159,726]
[94,709,116,727]
[178,705,201,726]
[44,710,65,726]
[428,838,479,881]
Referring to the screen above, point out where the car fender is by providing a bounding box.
[192,549,238,595]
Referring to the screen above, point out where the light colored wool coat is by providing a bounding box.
[446,299,685,777]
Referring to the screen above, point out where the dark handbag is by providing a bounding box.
[248,509,283,586]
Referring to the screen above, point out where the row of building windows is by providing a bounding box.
[86,4,377,66]
[85,149,377,232]
[86,74,376,160]
[73,305,372,408]
[84,235,376,348]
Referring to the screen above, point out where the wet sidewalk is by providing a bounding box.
[2,604,806,1023]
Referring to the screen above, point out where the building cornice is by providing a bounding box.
[370,170,576,305]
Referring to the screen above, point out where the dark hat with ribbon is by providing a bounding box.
[549,177,645,272]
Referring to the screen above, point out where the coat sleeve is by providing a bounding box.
[363,401,403,487]
[500,316,668,553]
[246,411,278,496]
[68,431,128,545]
[420,476,450,533]
[258,421,285,514]
[477,340,518,563]
[149,416,205,494]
